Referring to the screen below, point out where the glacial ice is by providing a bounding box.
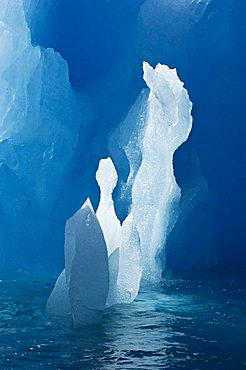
[116,212,142,304]
[47,199,109,327]
[46,269,71,317]
[96,158,122,256]
[0,0,81,269]
[0,0,243,280]
[66,200,109,327]
[106,247,120,307]
[96,158,121,307]
[47,61,193,324]
[113,62,193,283]
[96,157,141,307]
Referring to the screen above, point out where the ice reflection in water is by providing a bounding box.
[0,276,246,369]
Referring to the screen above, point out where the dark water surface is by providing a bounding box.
[0,275,245,369]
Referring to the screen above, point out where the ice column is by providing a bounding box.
[96,158,141,307]
[132,62,193,282]
[96,158,122,256]
[119,62,193,283]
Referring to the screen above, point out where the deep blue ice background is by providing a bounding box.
[0,2,245,368]
[23,0,246,274]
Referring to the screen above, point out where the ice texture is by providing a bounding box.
[66,199,109,327]
[47,199,109,327]
[114,62,193,283]
[137,0,246,270]
[0,0,81,269]
[1,0,244,277]
[106,247,120,307]
[47,57,193,320]
[96,157,141,307]
[96,158,121,307]
[116,212,142,304]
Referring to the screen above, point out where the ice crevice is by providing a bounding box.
[47,62,193,326]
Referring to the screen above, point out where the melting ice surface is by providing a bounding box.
[47,62,193,326]
[130,62,193,282]
[111,62,193,282]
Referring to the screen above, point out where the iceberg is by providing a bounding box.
[47,199,109,327]
[0,0,243,280]
[47,61,193,324]
[47,157,142,321]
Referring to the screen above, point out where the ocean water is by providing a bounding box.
[0,274,245,369]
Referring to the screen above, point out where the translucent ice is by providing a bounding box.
[133,62,193,282]
[0,0,81,269]
[96,158,122,256]
[114,62,193,283]
[106,247,120,307]
[116,212,142,304]
[46,269,71,317]
[47,199,109,327]
[96,157,142,306]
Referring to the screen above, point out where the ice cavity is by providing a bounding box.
[115,62,193,283]
[47,199,109,327]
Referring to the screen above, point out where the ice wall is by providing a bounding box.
[0,0,82,270]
